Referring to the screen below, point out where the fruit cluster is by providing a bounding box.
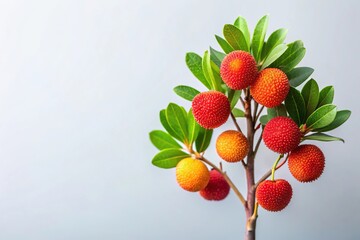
[178,49,328,210]
[150,15,350,237]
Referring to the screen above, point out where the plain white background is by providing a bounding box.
[0,0,359,239]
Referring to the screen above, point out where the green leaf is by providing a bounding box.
[166,103,189,143]
[251,15,269,62]
[152,149,189,169]
[173,85,200,101]
[285,87,306,126]
[210,47,226,67]
[210,61,224,90]
[260,115,270,125]
[267,104,287,119]
[317,86,334,108]
[270,40,306,72]
[149,130,182,150]
[316,110,351,132]
[234,16,250,48]
[301,79,319,118]
[288,67,314,87]
[228,89,242,109]
[261,43,288,70]
[211,60,220,74]
[160,109,182,141]
[185,52,211,89]
[261,28,288,60]
[195,128,213,153]
[223,24,249,51]
[306,104,337,130]
[187,109,201,145]
[232,108,245,117]
[202,50,222,91]
[303,133,344,143]
[215,35,234,54]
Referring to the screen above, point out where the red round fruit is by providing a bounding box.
[256,179,293,212]
[263,116,301,154]
[220,50,258,90]
[288,144,325,182]
[192,91,230,129]
[200,169,230,201]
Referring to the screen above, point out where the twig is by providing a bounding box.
[252,102,259,123]
[246,202,259,232]
[230,112,242,133]
[270,155,284,181]
[253,154,289,190]
[254,123,261,132]
[276,155,288,169]
[241,159,247,168]
[254,105,265,124]
[254,130,263,156]
[239,97,245,108]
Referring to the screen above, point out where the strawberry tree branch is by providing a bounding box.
[246,202,259,232]
[231,112,243,133]
[243,88,257,240]
[253,102,259,122]
[253,130,263,157]
[240,96,246,108]
[254,105,264,123]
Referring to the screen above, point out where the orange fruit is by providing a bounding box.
[176,158,210,192]
[250,68,289,108]
[288,144,325,182]
[216,130,249,162]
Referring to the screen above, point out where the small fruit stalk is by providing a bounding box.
[149,15,351,240]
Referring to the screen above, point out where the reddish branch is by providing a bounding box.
[193,88,286,240]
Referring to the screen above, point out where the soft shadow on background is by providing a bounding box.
[0,0,359,239]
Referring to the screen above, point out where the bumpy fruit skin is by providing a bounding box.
[220,50,258,90]
[216,130,249,162]
[200,169,230,201]
[250,68,290,108]
[192,91,230,129]
[176,158,210,192]
[288,144,325,182]
[256,179,293,212]
[263,116,301,154]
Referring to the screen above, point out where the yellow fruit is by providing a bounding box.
[176,158,210,192]
[216,130,249,162]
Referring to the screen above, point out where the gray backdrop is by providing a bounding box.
[0,0,359,239]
